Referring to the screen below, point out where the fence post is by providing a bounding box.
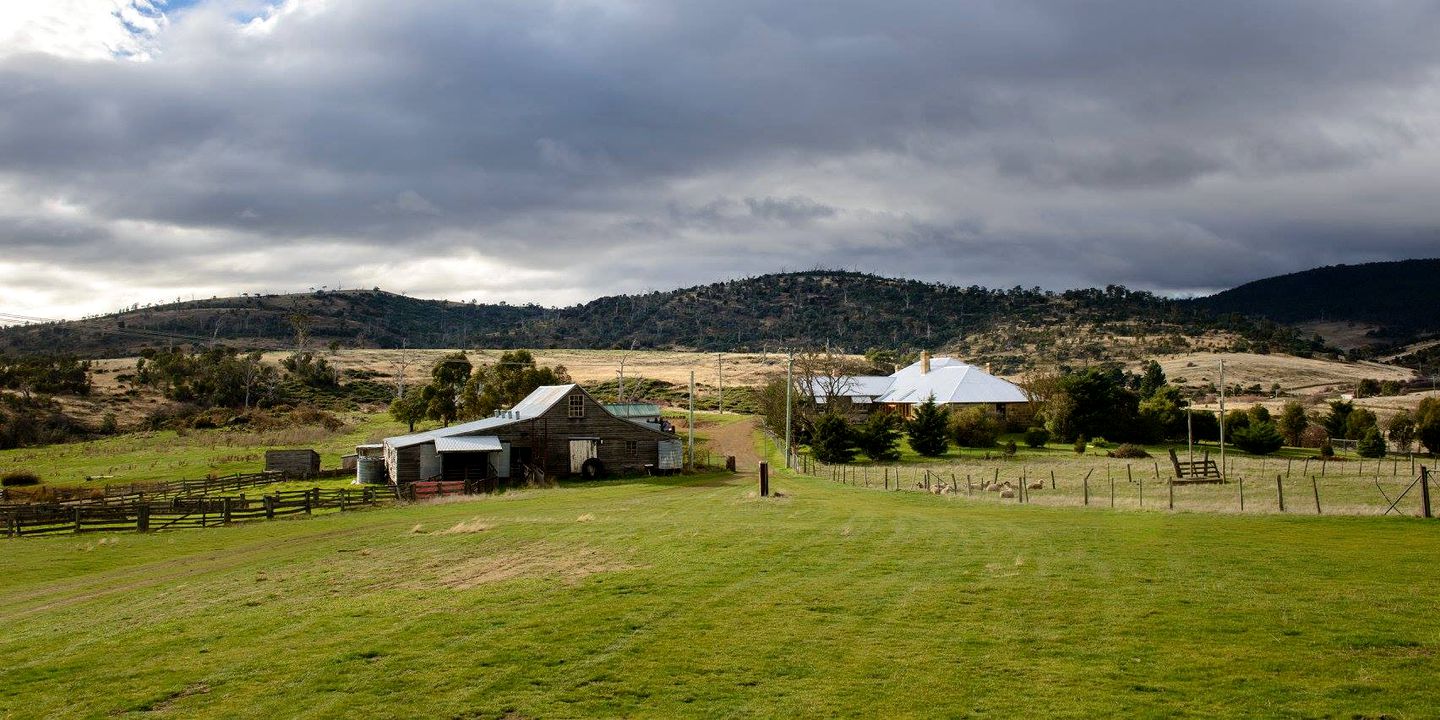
[73,507,82,534]
[137,505,150,532]
[1238,476,1245,512]
[1167,478,1173,510]
[1051,470,1056,490]
[264,496,275,520]
[1083,474,1089,506]
[760,462,770,497]
[1421,467,1431,518]
[1312,476,1322,515]
[1276,475,1285,512]
[223,497,233,524]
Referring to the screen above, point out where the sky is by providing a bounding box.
[2,0,1439,321]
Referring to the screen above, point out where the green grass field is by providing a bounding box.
[0,413,409,487]
[4,460,1440,717]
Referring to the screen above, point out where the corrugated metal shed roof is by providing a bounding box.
[434,436,504,453]
[603,403,662,418]
[384,384,578,449]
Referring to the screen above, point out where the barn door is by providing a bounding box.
[569,439,599,473]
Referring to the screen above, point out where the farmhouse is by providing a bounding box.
[815,352,1029,419]
[381,384,682,488]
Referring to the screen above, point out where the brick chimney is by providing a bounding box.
[921,350,931,374]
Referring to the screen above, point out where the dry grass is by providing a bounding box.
[1137,351,1413,395]
[411,545,636,589]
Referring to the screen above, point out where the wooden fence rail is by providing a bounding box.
[4,487,387,538]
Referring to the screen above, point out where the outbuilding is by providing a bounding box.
[382,384,682,489]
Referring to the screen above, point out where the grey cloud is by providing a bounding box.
[2,0,1440,318]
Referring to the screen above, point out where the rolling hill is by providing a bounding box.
[3,260,1436,366]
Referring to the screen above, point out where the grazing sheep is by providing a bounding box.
[1027,480,1044,490]
[1000,486,1016,499]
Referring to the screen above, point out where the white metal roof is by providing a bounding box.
[434,436,504,453]
[813,357,1027,406]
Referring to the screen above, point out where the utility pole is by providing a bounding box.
[1219,357,1226,479]
[717,352,724,414]
[785,351,794,469]
[688,370,696,471]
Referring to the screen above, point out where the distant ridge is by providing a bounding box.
[1193,258,1440,333]
[1,260,1436,359]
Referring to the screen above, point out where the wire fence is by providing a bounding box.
[757,430,1436,517]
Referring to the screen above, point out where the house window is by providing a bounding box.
[568,394,585,418]
[626,440,637,452]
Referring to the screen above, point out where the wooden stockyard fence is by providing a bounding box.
[3,486,390,538]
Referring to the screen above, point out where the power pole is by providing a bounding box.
[1219,357,1226,479]
[717,352,724,414]
[785,351,794,468]
[688,370,696,471]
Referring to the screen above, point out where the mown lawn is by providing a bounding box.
[3,465,1439,718]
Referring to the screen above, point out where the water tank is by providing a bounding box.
[356,456,386,485]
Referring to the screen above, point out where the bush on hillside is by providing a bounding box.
[1232,421,1284,455]
[949,407,1002,448]
[1023,426,1050,448]
[1357,427,1386,458]
[1106,444,1150,459]
[1,470,41,487]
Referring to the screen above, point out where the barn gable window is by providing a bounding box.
[568,394,585,418]
[626,440,637,452]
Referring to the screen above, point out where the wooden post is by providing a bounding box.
[1127,464,1133,485]
[1050,470,1056,490]
[222,497,233,524]
[73,507,82,534]
[1083,474,1089,506]
[966,474,972,495]
[137,505,150,532]
[1312,476,1321,515]
[759,462,770,497]
[1421,467,1431,519]
[1276,475,1285,512]
[1138,472,1144,508]
[1286,458,1292,478]
[1303,457,1310,476]
[1167,478,1173,510]
[1110,472,1115,508]
[264,496,275,520]
[1238,476,1245,512]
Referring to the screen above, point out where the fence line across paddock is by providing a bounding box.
[753,431,1435,518]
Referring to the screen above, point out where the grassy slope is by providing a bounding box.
[0,414,408,486]
[3,468,1439,718]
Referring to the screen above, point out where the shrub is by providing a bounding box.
[1,470,41,487]
[1003,439,1018,456]
[1106,444,1150,459]
[810,413,857,464]
[949,407,1002,448]
[1232,421,1284,455]
[99,412,118,435]
[1089,437,1111,449]
[906,398,950,457]
[1357,427,1386,458]
[1073,435,1087,454]
[1319,441,1335,459]
[1023,426,1050,448]
[855,412,902,462]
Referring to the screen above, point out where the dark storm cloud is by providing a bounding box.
[2,0,1440,317]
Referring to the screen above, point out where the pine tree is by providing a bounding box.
[906,397,950,457]
[1357,427,1386,458]
[811,413,857,463]
[855,412,902,461]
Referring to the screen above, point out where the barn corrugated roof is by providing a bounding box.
[383,384,579,449]
[434,436,504,453]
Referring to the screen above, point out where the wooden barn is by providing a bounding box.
[381,384,682,488]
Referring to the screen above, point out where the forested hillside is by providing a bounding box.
[1194,259,1440,337]
[9,260,1437,361]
